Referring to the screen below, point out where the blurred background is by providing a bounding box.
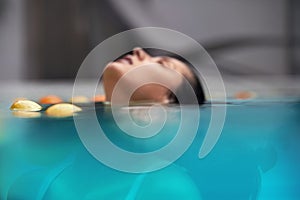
[0,0,299,83]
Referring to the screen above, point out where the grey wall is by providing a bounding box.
[0,0,297,80]
[111,0,288,75]
[111,0,286,40]
[0,0,25,80]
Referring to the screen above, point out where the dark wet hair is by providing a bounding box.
[168,67,205,105]
[111,48,206,105]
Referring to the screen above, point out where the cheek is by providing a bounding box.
[132,84,170,102]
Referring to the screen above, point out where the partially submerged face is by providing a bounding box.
[102,48,196,104]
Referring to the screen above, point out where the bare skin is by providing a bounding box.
[102,48,195,104]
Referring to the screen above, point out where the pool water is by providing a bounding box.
[0,100,300,199]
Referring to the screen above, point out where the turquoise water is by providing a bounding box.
[0,100,300,199]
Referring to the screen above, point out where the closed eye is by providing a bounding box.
[157,59,175,70]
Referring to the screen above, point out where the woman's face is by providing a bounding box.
[102,48,194,103]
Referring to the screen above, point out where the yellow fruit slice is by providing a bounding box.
[45,103,82,118]
[10,100,42,112]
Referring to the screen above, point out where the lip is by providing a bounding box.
[116,55,133,65]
